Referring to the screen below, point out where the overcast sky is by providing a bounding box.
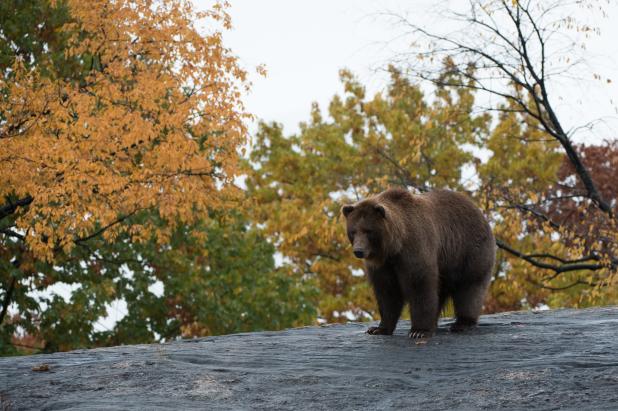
[218,0,436,133]
[198,0,618,143]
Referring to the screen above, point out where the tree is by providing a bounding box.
[389,0,617,291]
[1,0,249,347]
[3,211,316,354]
[1,0,248,259]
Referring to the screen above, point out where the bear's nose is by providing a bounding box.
[353,250,365,259]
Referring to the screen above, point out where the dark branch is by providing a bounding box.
[501,203,562,230]
[526,276,598,291]
[526,253,600,265]
[372,146,429,193]
[0,259,20,326]
[0,228,25,241]
[402,0,614,217]
[0,196,33,220]
[72,209,142,246]
[496,239,610,274]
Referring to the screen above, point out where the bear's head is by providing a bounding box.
[341,202,388,260]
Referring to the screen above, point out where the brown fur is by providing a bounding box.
[342,188,495,339]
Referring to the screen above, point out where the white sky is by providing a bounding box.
[219,0,434,134]
[198,0,618,143]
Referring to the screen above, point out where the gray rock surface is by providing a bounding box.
[1,307,618,410]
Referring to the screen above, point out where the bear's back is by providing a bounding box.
[425,189,491,236]
[425,189,494,280]
[376,188,493,277]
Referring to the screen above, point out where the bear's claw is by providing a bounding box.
[408,329,432,339]
[366,326,390,335]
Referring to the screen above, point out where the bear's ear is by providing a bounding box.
[374,204,386,218]
[342,205,355,217]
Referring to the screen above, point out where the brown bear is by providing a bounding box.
[342,187,495,339]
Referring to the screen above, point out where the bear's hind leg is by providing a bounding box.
[450,279,490,332]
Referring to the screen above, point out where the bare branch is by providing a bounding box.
[399,0,614,217]
[527,277,598,291]
[0,228,25,241]
[372,146,429,192]
[496,238,612,274]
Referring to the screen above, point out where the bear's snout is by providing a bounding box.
[353,249,365,259]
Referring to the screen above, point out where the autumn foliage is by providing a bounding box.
[1,0,247,261]
[1,0,317,355]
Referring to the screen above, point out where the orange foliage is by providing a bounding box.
[0,0,248,260]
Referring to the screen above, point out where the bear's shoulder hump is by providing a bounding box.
[379,187,414,203]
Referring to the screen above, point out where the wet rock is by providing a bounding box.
[1,307,618,410]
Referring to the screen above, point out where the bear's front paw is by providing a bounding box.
[367,326,391,335]
[408,329,433,339]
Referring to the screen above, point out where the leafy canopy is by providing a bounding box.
[1,0,318,356]
[0,0,248,261]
